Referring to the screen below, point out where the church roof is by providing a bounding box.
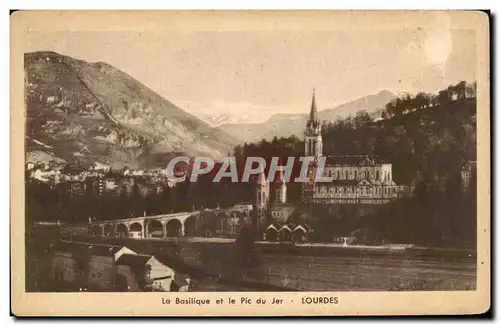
[320,179,398,186]
[278,225,293,232]
[324,155,387,166]
[306,88,319,127]
[268,202,295,210]
[326,179,359,186]
[382,179,397,186]
[265,224,279,231]
[309,89,318,123]
[293,225,308,233]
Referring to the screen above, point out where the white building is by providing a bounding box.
[301,90,412,204]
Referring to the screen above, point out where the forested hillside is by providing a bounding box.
[234,81,476,190]
[232,81,477,247]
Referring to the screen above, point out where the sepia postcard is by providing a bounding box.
[10,10,490,316]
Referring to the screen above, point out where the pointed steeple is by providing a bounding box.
[276,168,285,184]
[307,87,318,127]
[256,170,268,185]
[304,87,322,157]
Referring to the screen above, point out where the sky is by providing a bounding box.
[24,22,477,123]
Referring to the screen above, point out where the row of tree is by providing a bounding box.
[230,81,477,247]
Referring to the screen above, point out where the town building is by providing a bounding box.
[253,169,312,241]
[50,242,190,292]
[461,161,477,192]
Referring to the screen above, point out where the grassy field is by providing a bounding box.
[26,230,476,292]
[244,252,476,291]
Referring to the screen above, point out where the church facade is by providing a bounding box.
[301,90,412,204]
[253,169,311,242]
[250,91,412,241]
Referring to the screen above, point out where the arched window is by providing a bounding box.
[376,171,380,180]
[336,171,340,179]
[354,170,357,179]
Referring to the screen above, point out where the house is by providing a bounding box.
[51,242,124,291]
[461,161,477,192]
[32,168,50,182]
[114,247,190,292]
[26,162,35,171]
[90,162,111,173]
[263,223,311,242]
[50,242,190,292]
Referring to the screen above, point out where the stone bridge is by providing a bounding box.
[89,211,201,239]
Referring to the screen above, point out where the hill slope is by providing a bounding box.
[217,90,396,143]
[24,51,235,168]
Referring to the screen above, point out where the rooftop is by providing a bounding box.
[115,253,152,266]
[324,155,389,166]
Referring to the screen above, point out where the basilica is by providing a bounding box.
[253,90,412,220]
[301,90,412,204]
[251,90,413,241]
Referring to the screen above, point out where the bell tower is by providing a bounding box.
[254,171,269,228]
[274,169,287,204]
[305,88,322,159]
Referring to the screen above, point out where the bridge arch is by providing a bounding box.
[103,224,115,237]
[183,214,197,237]
[90,225,102,237]
[115,223,128,238]
[165,218,183,237]
[129,222,143,239]
[146,219,163,238]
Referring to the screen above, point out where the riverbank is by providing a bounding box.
[27,233,477,292]
[114,235,475,254]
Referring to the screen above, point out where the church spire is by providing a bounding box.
[308,87,318,126]
[304,87,322,157]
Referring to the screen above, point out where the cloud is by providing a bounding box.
[423,13,452,74]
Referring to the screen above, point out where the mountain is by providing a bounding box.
[320,90,396,121]
[24,51,236,169]
[217,90,396,143]
[197,112,267,127]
